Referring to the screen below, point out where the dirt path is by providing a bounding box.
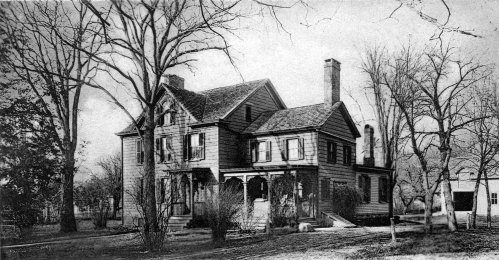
[164,228,392,259]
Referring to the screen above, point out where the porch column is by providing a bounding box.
[266,173,272,234]
[243,175,248,219]
[189,173,194,218]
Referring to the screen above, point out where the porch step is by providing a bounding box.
[321,212,357,228]
[167,215,192,232]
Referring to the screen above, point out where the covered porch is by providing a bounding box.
[161,168,214,218]
[220,165,319,225]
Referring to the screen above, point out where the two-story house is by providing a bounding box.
[117,58,390,228]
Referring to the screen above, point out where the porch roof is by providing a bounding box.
[220,165,318,173]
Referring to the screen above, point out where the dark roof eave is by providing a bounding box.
[220,164,318,173]
[353,164,391,174]
[245,126,319,136]
[188,119,225,128]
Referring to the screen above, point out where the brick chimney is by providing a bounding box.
[162,74,184,89]
[324,58,341,105]
[363,124,375,167]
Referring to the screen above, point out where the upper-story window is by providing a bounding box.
[245,104,252,122]
[492,193,498,205]
[327,141,337,163]
[378,177,388,203]
[343,145,352,165]
[281,138,304,161]
[156,104,165,126]
[184,133,205,160]
[136,139,144,164]
[251,140,271,162]
[358,174,371,203]
[157,101,176,126]
[156,136,173,163]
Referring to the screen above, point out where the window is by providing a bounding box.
[184,133,205,160]
[378,177,388,203]
[327,141,337,163]
[321,179,331,200]
[343,145,352,165]
[157,101,176,126]
[156,104,165,126]
[358,174,371,203]
[136,139,144,164]
[251,141,271,162]
[283,138,304,160]
[492,193,498,205]
[156,136,173,163]
[245,105,252,122]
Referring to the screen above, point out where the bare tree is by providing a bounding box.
[388,0,483,40]
[97,152,122,219]
[457,79,499,228]
[67,0,311,241]
[361,45,406,217]
[387,42,490,232]
[394,156,426,215]
[1,1,105,232]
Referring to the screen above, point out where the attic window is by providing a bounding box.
[245,105,252,122]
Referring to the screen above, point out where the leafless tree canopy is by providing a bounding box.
[1,0,106,232]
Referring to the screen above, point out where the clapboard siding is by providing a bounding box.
[317,132,357,212]
[246,132,318,166]
[122,96,221,226]
[225,86,280,133]
[320,109,356,142]
[122,136,143,225]
[218,127,245,169]
[355,172,389,215]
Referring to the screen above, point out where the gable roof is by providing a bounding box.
[117,79,284,136]
[243,101,361,138]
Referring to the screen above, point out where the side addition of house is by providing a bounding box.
[117,58,390,229]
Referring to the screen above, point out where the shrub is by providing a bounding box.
[331,185,362,221]
[270,174,296,228]
[204,184,243,245]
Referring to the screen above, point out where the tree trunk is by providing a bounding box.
[143,107,159,233]
[484,169,492,228]
[112,193,120,220]
[424,193,434,233]
[60,151,77,232]
[441,165,458,231]
[471,170,483,229]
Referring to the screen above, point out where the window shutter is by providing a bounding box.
[281,140,287,161]
[298,138,304,160]
[199,133,205,159]
[327,142,331,162]
[251,142,257,163]
[333,143,337,163]
[171,112,176,125]
[378,178,382,203]
[183,135,188,160]
[366,176,371,203]
[136,140,141,164]
[266,141,272,162]
[358,175,363,189]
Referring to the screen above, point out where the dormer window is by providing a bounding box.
[245,104,252,122]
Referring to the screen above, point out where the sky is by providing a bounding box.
[75,0,499,182]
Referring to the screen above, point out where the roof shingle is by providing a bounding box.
[243,102,341,134]
[116,79,269,135]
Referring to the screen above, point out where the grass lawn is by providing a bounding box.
[1,219,133,246]
[2,216,499,259]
